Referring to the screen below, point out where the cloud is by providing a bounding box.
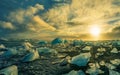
[0,3,56,39]
[42,4,70,29]
[6,3,56,32]
[40,0,120,39]
[43,0,120,26]
[8,3,44,24]
[0,21,15,30]
[112,25,120,33]
[0,0,120,40]
[32,16,56,31]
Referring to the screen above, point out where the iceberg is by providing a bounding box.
[97,48,106,52]
[0,65,18,75]
[86,67,104,75]
[37,48,57,56]
[22,50,39,62]
[22,41,33,51]
[63,70,85,75]
[70,53,91,67]
[109,70,120,75]
[82,46,91,51]
[110,59,120,66]
[51,37,64,45]
[0,44,5,49]
[1,48,17,58]
[111,48,118,53]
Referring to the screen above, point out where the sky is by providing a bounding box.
[0,0,120,40]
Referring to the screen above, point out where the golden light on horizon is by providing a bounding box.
[89,26,101,37]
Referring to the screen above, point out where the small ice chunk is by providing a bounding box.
[99,61,105,66]
[0,65,18,75]
[89,63,100,68]
[109,70,120,75]
[63,70,85,75]
[105,63,116,69]
[82,46,91,51]
[22,41,33,50]
[110,59,120,66]
[38,40,47,46]
[111,48,118,53]
[96,53,104,56]
[37,48,57,56]
[97,48,106,52]
[86,67,104,75]
[0,44,5,49]
[51,38,64,45]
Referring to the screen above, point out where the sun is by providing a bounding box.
[90,26,101,37]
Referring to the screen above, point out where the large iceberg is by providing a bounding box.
[1,48,17,58]
[70,53,91,67]
[0,65,18,75]
[22,50,39,62]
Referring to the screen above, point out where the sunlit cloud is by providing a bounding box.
[0,21,15,30]
[0,0,120,40]
[32,16,56,31]
[8,3,44,24]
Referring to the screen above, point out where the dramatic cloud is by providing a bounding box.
[0,21,15,30]
[112,25,120,33]
[8,3,44,24]
[0,0,120,40]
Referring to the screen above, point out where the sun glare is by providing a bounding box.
[90,26,101,37]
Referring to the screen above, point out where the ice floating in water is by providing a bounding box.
[87,62,104,75]
[38,40,47,46]
[22,50,39,62]
[97,48,106,52]
[63,70,85,75]
[110,59,120,66]
[82,46,91,51]
[73,40,84,47]
[105,63,116,69]
[112,41,120,47]
[37,48,57,56]
[0,44,5,49]
[93,42,101,46]
[96,53,104,56]
[22,41,33,50]
[1,48,17,58]
[109,70,120,75]
[111,48,118,53]
[99,61,105,66]
[86,67,104,75]
[88,63,100,68]
[0,65,18,75]
[70,53,91,67]
[51,37,65,45]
